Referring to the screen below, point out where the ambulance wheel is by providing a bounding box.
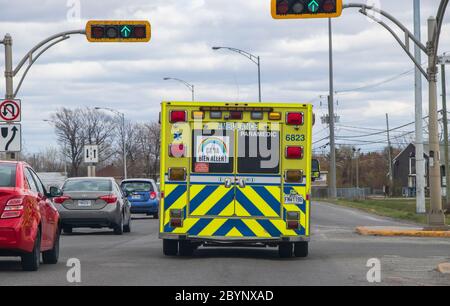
[278,242,293,258]
[163,239,178,256]
[294,242,309,258]
[179,240,194,257]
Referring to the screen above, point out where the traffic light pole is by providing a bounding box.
[1,30,86,99]
[344,2,449,227]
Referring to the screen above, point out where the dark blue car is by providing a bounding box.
[121,179,159,218]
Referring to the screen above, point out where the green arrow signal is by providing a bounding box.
[121,25,132,38]
[308,0,319,13]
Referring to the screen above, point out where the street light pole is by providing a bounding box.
[427,17,446,227]
[441,62,450,211]
[328,19,337,199]
[212,46,262,102]
[163,78,195,102]
[95,107,127,180]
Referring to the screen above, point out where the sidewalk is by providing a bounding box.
[356,226,450,238]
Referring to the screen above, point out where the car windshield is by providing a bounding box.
[63,179,112,192]
[122,182,153,192]
[0,163,16,187]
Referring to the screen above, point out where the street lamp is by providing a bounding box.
[163,77,195,102]
[212,46,262,102]
[95,107,127,180]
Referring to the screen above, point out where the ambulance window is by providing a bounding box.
[237,130,280,174]
[192,129,234,174]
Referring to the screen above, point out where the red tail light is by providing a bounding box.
[286,146,304,159]
[1,198,24,219]
[53,196,71,204]
[287,112,304,125]
[150,191,157,200]
[170,111,187,123]
[99,195,118,204]
[286,211,300,230]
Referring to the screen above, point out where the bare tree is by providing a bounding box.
[51,108,85,176]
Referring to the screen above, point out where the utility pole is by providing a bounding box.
[427,17,446,227]
[386,113,394,195]
[441,63,450,212]
[328,18,337,199]
[413,0,426,214]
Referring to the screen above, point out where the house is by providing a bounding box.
[392,143,448,197]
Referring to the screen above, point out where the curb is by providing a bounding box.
[437,263,450,275]
[355,226,450,238]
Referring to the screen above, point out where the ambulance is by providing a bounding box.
[159,102,318,258]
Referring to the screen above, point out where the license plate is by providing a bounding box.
[131,195,141,200]
[78,200,92,207]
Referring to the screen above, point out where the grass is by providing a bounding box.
[328,198,450,225]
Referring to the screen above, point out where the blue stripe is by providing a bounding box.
[214,219,256,237]
[189,185,220,212]
[188,218,214,236]
[235,189,264,216]
[257,219,282,237]
[164,223,175,233]
[252,186,281,215]
[164,185,187,210]
[206,189,235,215]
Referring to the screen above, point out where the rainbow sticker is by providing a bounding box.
[196,136,230,164]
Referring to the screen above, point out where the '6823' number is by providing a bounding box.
[286,134,305,142]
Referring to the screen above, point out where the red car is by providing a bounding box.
[0,161,61,271]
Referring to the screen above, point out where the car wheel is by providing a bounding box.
[63,227,73,234]
[278,242,293,258]
[163,239,178,256]
[179,240,194,257]
[153,213,159,220]
[114,216,124,235]
[294,242,309,258]
[21,229,41,271]
[43,229,60,264]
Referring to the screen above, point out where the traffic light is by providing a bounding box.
[86,20,151,42]
[272,0,342,19]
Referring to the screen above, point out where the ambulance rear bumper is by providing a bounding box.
[159,233,310,244]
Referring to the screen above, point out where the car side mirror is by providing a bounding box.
[49,186,63,198]
[312,159,321,182]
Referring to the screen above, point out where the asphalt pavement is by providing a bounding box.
[0,201,449,286]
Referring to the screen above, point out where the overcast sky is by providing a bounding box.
[0,0,449,155]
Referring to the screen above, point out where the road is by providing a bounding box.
[0,201,449,286]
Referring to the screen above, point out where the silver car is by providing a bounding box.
[56,177,131,235]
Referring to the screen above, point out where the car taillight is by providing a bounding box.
[99,195,118,204]
[150,192,157,200]
[286,146,304,159]
[170,111,187,123]
[170,209,183,228]
[286,211,300,230]
[53,196,71,204]
[1,198,24,219]
[287,112,304,125]
[285,170,303,183]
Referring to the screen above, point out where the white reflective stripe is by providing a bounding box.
[189,175,231,183]
[238,176,280,184]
